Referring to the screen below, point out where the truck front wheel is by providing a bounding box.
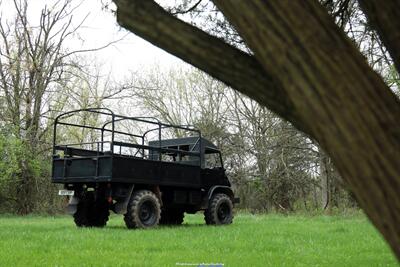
[124,190,161,229]
[204,193,233,225]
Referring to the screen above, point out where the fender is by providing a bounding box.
[202,185,239,209]
[207,185,234,200]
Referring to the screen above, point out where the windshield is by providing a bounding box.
[204,150,222,169]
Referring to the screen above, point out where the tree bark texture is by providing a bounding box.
[214,0,400,258]
[114,0,400,259]
[358,0,400,73]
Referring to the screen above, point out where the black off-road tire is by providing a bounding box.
[124,190,161,229]
[73,192,110,227]
[204,193,233,225]
[159,208,185,225]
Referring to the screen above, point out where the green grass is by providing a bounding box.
[0,213,397,267]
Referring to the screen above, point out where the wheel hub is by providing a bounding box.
[139,201,156,225]
[218,203,230,221]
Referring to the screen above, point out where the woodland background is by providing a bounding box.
[0,0,398,215]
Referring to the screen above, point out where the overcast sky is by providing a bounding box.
[0,0,185,78]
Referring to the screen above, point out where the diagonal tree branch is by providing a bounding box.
[113,0,305,133]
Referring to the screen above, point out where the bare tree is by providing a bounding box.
[129,66,230,141]
[0,0,81,213]
[0,0,125,213]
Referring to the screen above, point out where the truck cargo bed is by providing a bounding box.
[52,149,201,187]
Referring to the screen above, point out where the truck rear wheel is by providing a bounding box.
[204,193,233,225]
[124,190,161,229]
[160,208,185,225]
[73,192,109,227]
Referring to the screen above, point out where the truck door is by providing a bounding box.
[201,150,226,187]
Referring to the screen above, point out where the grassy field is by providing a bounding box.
[0,213,397,267]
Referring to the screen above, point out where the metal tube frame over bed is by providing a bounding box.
[52,108,203,182]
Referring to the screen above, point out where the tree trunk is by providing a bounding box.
[358,0,400,73]
[16,157,34,214]
[114,0,400,259]
[320,152,329,210]
[213,1,400,258]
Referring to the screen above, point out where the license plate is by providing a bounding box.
[58,190,74,196]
